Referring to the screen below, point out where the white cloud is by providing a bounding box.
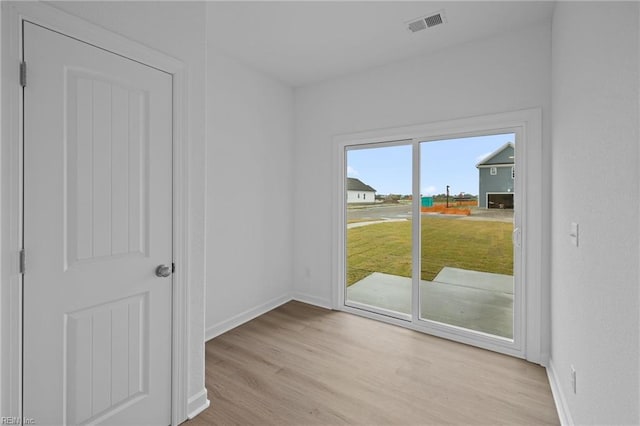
[475,152,492,163]
[422,185,437,196]
[347,166,359,177]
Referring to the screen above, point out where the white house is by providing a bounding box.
[347,177,376,203]
[2,2,639,425]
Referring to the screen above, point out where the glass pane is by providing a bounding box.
[419,134,515,339]
[345,144,412,319]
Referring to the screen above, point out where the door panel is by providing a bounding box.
[67,71,149,266]
[344,144,413,320]
[65,294,147,425]
[23,22,172,425]
[418,135,516,339]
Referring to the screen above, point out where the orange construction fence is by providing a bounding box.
[421,205,471,216]
[454,200,478,207]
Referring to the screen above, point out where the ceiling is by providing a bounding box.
[206,1,555,87]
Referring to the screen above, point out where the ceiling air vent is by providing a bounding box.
[406,11,447,33]
[425,13,444,28]
[407,19,427,33]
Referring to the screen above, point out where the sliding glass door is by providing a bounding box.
[342,132,520,345]
[345,143,413,320]
[419,134,515,339]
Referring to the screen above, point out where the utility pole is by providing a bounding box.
[446,185,450,208]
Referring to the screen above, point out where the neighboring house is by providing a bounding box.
[347,177,376,203]
[476,142,515,209]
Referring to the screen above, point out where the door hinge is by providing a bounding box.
[19,249,26,274]
[171,262,175,273]
[20,61,27,88]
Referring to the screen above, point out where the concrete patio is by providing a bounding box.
[346,267,513,339]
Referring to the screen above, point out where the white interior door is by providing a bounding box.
[23,22,173,425]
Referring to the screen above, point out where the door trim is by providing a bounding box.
[1,2,195,423]
[332,108,546,363]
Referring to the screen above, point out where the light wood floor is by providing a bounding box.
[188,301,559,425]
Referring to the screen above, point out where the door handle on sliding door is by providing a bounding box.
[512,227,521,248]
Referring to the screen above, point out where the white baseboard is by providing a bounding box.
[291,292,332,309]
[547,358,574,426]
[187,388,210,419]
[205,293,291,341]
[539,350,550,367]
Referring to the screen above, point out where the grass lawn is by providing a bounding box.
[347,217,513,286]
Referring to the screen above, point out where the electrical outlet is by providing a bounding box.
[570,365,576,394]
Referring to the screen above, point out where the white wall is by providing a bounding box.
[205,47,294,338]
[293,24,552,314]
[550,2,639,424]
[42,0,209,417]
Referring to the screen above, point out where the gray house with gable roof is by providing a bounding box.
[476,142,515,209]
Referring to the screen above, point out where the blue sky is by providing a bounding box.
[347,133,515,196]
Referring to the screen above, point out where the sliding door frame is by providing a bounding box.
[333,109,545,363]
[343,139,414,321]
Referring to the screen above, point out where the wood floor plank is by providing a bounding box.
[188,301,559,425]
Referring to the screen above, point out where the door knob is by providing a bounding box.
[155,264,172,278]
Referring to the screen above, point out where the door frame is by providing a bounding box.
[1,3,191,424]
[333,108,547,363]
